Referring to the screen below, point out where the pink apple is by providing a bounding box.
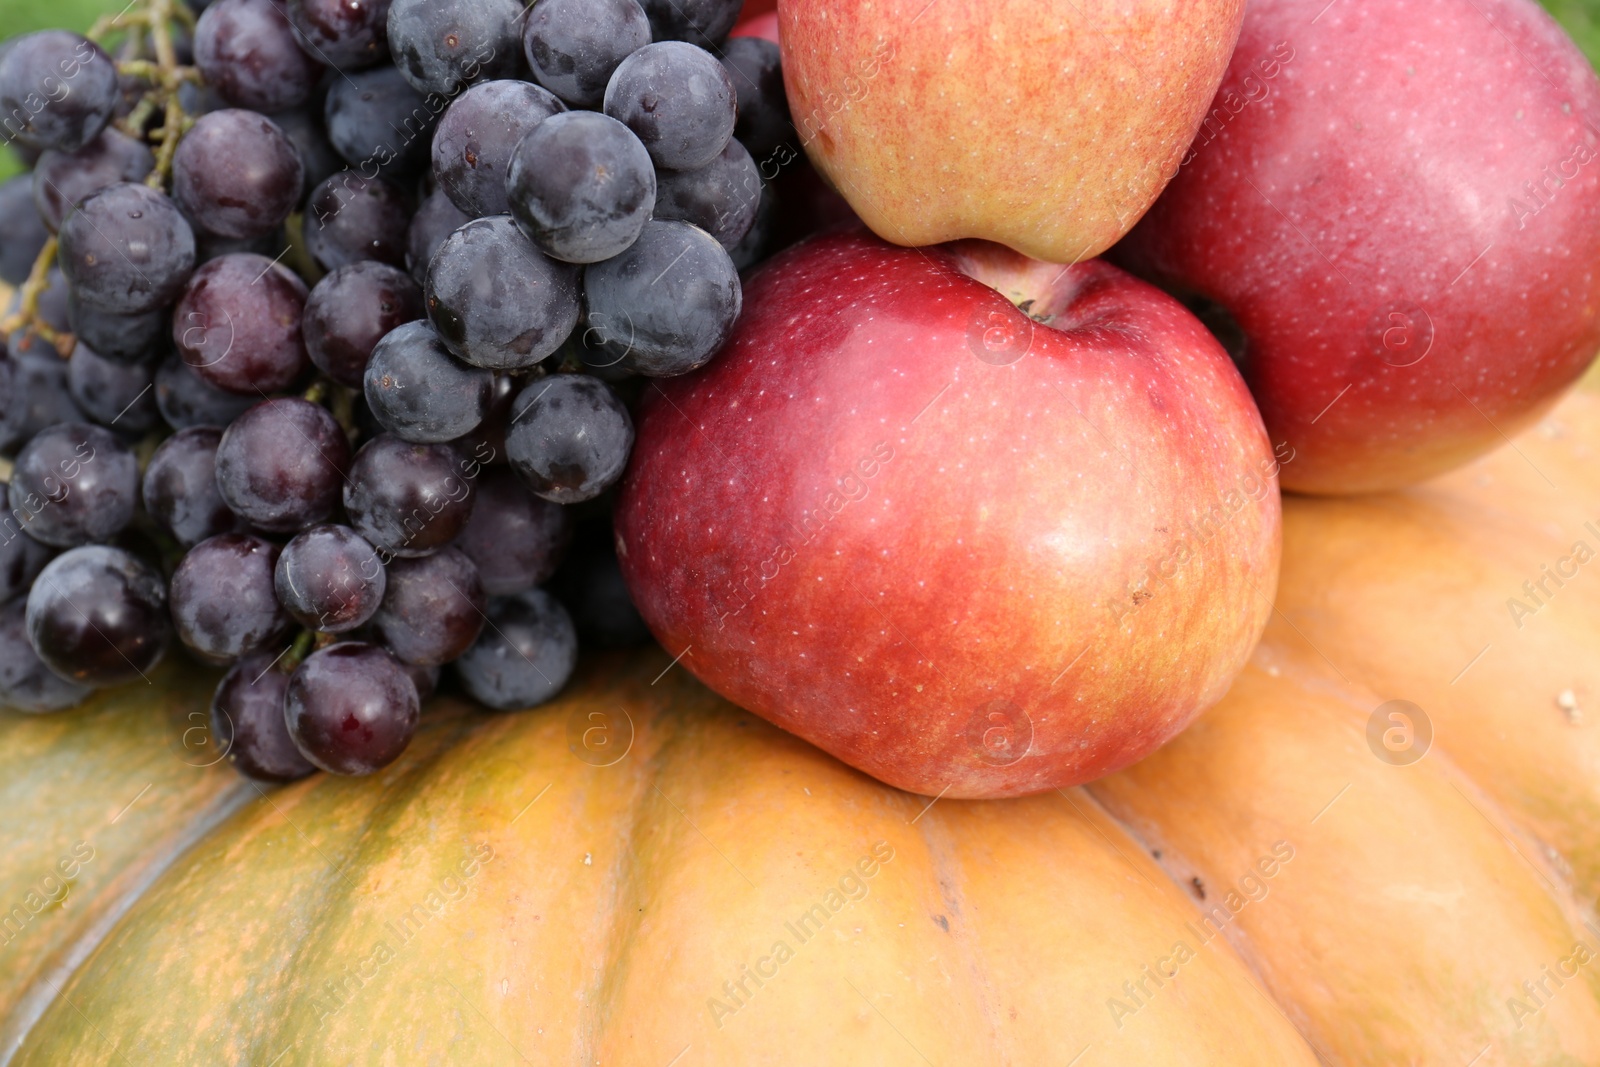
[615,229,1282,798]
[1114,0,1600,493]
[776,0,1247,263]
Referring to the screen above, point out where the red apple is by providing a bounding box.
[777,0,1247,263]
[1113,0,1600,494]
[615,229,1283,798]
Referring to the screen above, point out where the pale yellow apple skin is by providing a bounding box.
[778,0,1247,264]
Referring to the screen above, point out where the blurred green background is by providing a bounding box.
[0,0,1597,181]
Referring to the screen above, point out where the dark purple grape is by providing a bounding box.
[507,111,654,264]
[173,109,304,239]
[32,128,153,232]
[323,65,437,179]
[505,374,633,504]
[425,215,580,370]
[25,545,171,686]
[432,79,564,218]
[364,320,491,443]
[57,182,195,315]
[454,588,576,710]
[303,260,423,389]
[154,351,255,430]
[638,0,740,50]
[0,484,54,604]
[451,371,515,464]
[0,31,118,152]
[604,42,736,170]
[454,466,570,596]
[551,527,651,647]
[583,219,740,376]
[654,138,761,250]
[343,434,475,557]
[11,422,137,548]
[304,171,410,271]
[215,397,351,532]
[524,0,650,108]
[65,291,166,365]
[0,175,48,286]
[173,252,310,395]
[195,0,324,111]
[406,661,439,701]
[67,343,159,433]
[265,106,343,203]
[210,653,315,781]
[370,546,484,665]
[142,426,239,547]
[0,349,85,452]
[170,533,292,660]
[407,188,468,283]
[285,642,419,775]
[287,0,392,70]
[0,597,91,713]
[194,224,287,266]
[275,524,386,633]
[386,0,522,98]
[721,36,791,158]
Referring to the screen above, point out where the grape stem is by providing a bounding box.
[3,0,197,349]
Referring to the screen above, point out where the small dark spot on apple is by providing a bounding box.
[1191,876,1206,900]
[933,914,949,931]
[1152,849,1161,859]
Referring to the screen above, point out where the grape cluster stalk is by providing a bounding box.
[0,0,794,780]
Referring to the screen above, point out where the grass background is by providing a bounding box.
[0,0,1597,180]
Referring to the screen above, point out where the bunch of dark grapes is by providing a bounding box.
[0,0,798,781]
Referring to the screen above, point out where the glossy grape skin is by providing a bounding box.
[25,545,171,687]
[153,352,256,430]
[653,137,761,250]
[721,36,790,158]
[0,31,118,152]
[0,350,86,453]
[323,65,436,179]
[170,533,292,660]
[58,182,196,315]
[454,588,576,710]
[215,398,351,532]
[173,110,304,239]
[425,215,580,370]
[287,0,392,70]
[523,0,649,108]
[432,79,564,218]
[142,427,239,547]
[275,524,386,633]
[550,525,652,648]
[0,485,54,605]
[210,653,315,781]
[364,320,491,443]
[507,111,654,264]
[304,172,410,271]
[195,0,323,112]
[406,188,469,283]
[0,597,91,714]
[0,175,49,286]
[303,260,424,389]
[172,253,310,395]
[604,42,736,171]
[66,343,160,433]
[454,466,571,596]
[266,106,343,203]
[343,434,475,557]
[504,374,633,504]
[386,0,522,98]
[285,642,419,775]
[370,546,485,665]
[65,291,167,365]
[32,128,153,233]
[638,0,741,50]
[582,219,741,376]
[11,422,138,548]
